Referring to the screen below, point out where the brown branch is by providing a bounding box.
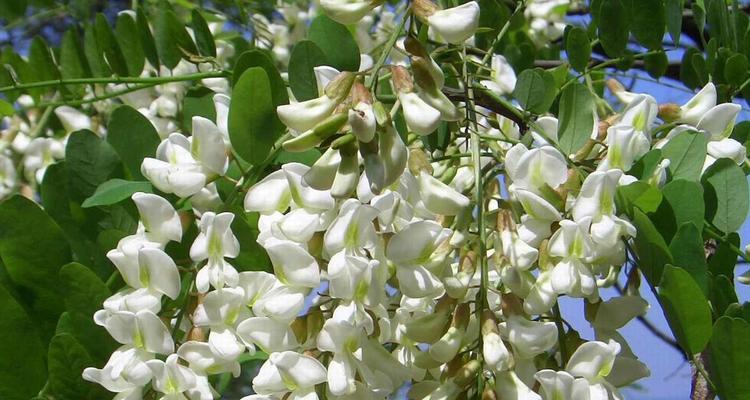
[442,86,528,132]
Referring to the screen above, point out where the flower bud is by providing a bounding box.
[282,112,348,152]
[277,95,339,133]
[657,103,681,122]
[331,141,360,198]
[324,71,357,103]
[304,147,341,190]
[412,58,461,121]
[380,126,408,187]
[349,102,377,143]
[319,0,383,25]
[418,170,471,215]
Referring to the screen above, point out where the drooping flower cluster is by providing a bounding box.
[70,1,750,400]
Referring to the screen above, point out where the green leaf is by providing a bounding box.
[288,40,328,101]
[662,179,704,230]
[565,27,591,72]
[615,180,663,216]
[708,232,740,278]
[308,14,360,72]
[0,0,27,19]
[632,208,673,285]
[229,67,281,165]
[631,0,665,50]
[66,130,122,201]
[644,50,669,79]
[108,105,161,180]
[182,86,217,133]
[155,8,197,68]
[658,265,713,355]
[680,48,703,89]
[708,317,750,399]
[191,9,216,58]
[512,68,557,114]
[231,210,272,272]
[59,29,89,96]
[0,100,13,118]
[0,195,71,342]
[136,7,160,69]
[725,53,749,87]
[59,262,110,317]
[231,50,289,108]
[557,82,595,155]
[94,13,129,77]
[628,149,663,179]
[709,273,737,317]
[83,23,111,78]
[669,222,708,294]
[47,333,106,400]
[115,12,145,77]
[598,0,630,57]
[0,284,47,400]
[662,130,707,181]
[28,36,60,85]
[702,158,749,233]
[41,162,111,279]
[665,0,683,45]
[275,149,322,166]
[82,179,153,208]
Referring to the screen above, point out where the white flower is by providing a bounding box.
[399,91,442,136]
[319,0,378,25]
[427,1,480,44]
[103,310,174,354]
[417,170,470,216]
[54,105,92,133]
[131,192,183,245]
[192,287,251,360]
[501,316,558,359]
[505,144,568,194]
[107,235,181,299]
[277,95,339,133]
[146,354,199,398]
[480,54,517,95]
[264,238,321,288]
[190,212,240,292]
[253,351,327,397]
[348,101,377,142]
[23,137,64,183]
[678,82,717,126]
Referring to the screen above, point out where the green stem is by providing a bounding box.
[0,71,230,94]
[367,10,410,90]
[479,1,525,67]
[29,82,161,109]
[552,303,568,366]
[171,269,196,341]
[704,223,747,261]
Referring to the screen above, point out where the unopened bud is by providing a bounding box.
[391,65,414,93]
[304,147,340,190]
[658,103,681,122]
[282,112,348,152]
[411,0,439,19]
[453,360,481,388]
[408,147,434,175]
[331,141,359,198]
[324,71,357,102]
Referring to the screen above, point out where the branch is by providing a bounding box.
[0,71,231,94]
[443,86,528,131]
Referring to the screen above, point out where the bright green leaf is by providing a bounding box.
[0,196,71,342]
[66,130,122,201]
[669,222,708,294]
[632,208,673,285]
[565,27,591,72]
[658,264,713,355]
[108,105,161,180]
[662,179,704,230]
[115,12,145,77]
[288,40,328,101]
[513,68,557,114]
[662,130,707,181]
[631,0,666,50]
[708,317,750,399]
[82,179,153,208]
[47,333,106,400]
[557,82,595,155]
[0,284,47,400]
[702,158,749,233]
[191,9,216,58]
[229,67,282,165]
[308,14,360,72]
[598,0,630,57]
[94,13,129,76]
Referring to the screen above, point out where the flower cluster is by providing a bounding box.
[71,1,749,400]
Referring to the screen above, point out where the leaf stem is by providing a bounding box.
[367,9,410,90]
[0,71,231,94]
